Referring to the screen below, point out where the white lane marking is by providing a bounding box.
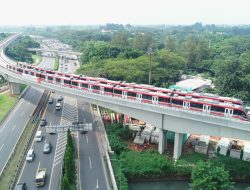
[96,178,99,189]
[89,156,92,169]
[36,162,41,174]
[86,135,88,144]
[0,144,4,152]
[11,125,16,132]
[53,160,62,167]
[21,112,24,116]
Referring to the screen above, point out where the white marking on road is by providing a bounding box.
[53,160,61,167]
[36,162,41,174]
[11,125,16,132]
[96,178,99,189]
[89,156,92,169]
[0,144,4,152]
[86,135,88,143]
[21,112,24,116]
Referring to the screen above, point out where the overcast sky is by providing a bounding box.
[1,0,249,26]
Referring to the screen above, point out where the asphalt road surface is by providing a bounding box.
[0,87,42,176]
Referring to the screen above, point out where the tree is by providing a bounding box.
[164,36,176,52]
[132,33,153,51]
[190,161,234,190]
[111,31,129,48]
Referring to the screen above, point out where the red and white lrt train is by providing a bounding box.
[6,62,249,122]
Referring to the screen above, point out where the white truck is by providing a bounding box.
[35,168,46,187]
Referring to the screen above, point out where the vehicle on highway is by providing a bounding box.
[80,130,87,134]
[26,149,35,162]
[40,119,46,127]
[15,182,26,190]
[55,102,61,110]
[57,95,63,101]
[48,97,53,104]
[35,168,46,187]
[43,142,52,154]
[34,131,43,142]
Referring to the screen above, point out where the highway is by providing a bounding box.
[0,87,42,176]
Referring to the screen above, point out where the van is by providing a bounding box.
[55,103,61,110]
[34,131,42,142]
[26,149,34,162]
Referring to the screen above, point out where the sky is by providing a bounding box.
[0,0,249,26]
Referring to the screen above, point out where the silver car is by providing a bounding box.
[43,142,52,154]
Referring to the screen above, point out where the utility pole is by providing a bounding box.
[147,48,152,85]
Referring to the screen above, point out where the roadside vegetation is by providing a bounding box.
[105,123,250,190]
[61,130,77,190]
[53,55,59,71]
[5,35,40,63]
[0,33,10,42]
[32,54,42,65]
[0,92,17,122]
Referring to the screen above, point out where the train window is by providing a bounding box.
[17,68,23,73]
[41,74,45,79]
[104,87,113,93]
[56,78,61,83]
[25,70,29,74]
[72,81,78,86]
[30,72,34,76]
[114,89,122,94]
[64,80,70,85]
[172,99,182,105]
[81,83,88,88]
[93,85,100,90]
[234,109,247,117]
[48,76,53,81]
[211,106,225,113]
[159,97,167,102]
[36,73,41,77]
[127,91,136,97]
[142,94,152,100]
[190,102,203,109]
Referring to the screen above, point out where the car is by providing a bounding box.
[26,149,35,162]
[80,130,87,134]
[57,96,63,101]
[55,102,61,110]
[40,119,46,127]
[43,142,52,154]
[48,97,53,104]
[15,183,26,190]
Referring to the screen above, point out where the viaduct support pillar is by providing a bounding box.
[9,82,20,95]
[173,132,183,160]
[158,129,166,154]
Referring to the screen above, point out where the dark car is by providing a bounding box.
[40,119,46,127]
[57,95,63,101]
[43,142,52,154]
[48,97,53,104]
[80,130,87,134]
[15,183,26,190]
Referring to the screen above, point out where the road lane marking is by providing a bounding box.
[89,156,92,169]
[96,178,99,189]
[36,162,41,175]
[86,135,88,144]
[11,125,16,132]
[0,144,4,152]
[53,160,61,167]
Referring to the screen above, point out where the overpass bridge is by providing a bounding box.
[28,48,82,56]
[1,34,250,160]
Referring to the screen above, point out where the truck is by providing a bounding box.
[35,168,46,187]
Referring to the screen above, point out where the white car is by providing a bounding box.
[26,149,34,162]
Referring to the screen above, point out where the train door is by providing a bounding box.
[203,104,211,114]
[183,101,190,109]
[136,93,142,102]
[88,84,92,92]
[152,96,158,104]
[224,108,233,118]
[100,87,104,94]
[122,91,127,99]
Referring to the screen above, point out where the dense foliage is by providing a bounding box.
[61,130,76,190]
[5,36,40,63]
[190,160,234,190]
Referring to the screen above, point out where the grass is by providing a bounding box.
[53,55,59,71]
[0,92,18,122]
[0,121,37,189]
[32,54,42,66]
[20,84,27,93]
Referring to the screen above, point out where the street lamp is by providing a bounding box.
[147,48,152,85]
[110,158,122,190]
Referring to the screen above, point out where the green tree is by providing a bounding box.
[111,31,129,48]
[164,36,176,52]
[190,161,234,190]
[132,33,153,51]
